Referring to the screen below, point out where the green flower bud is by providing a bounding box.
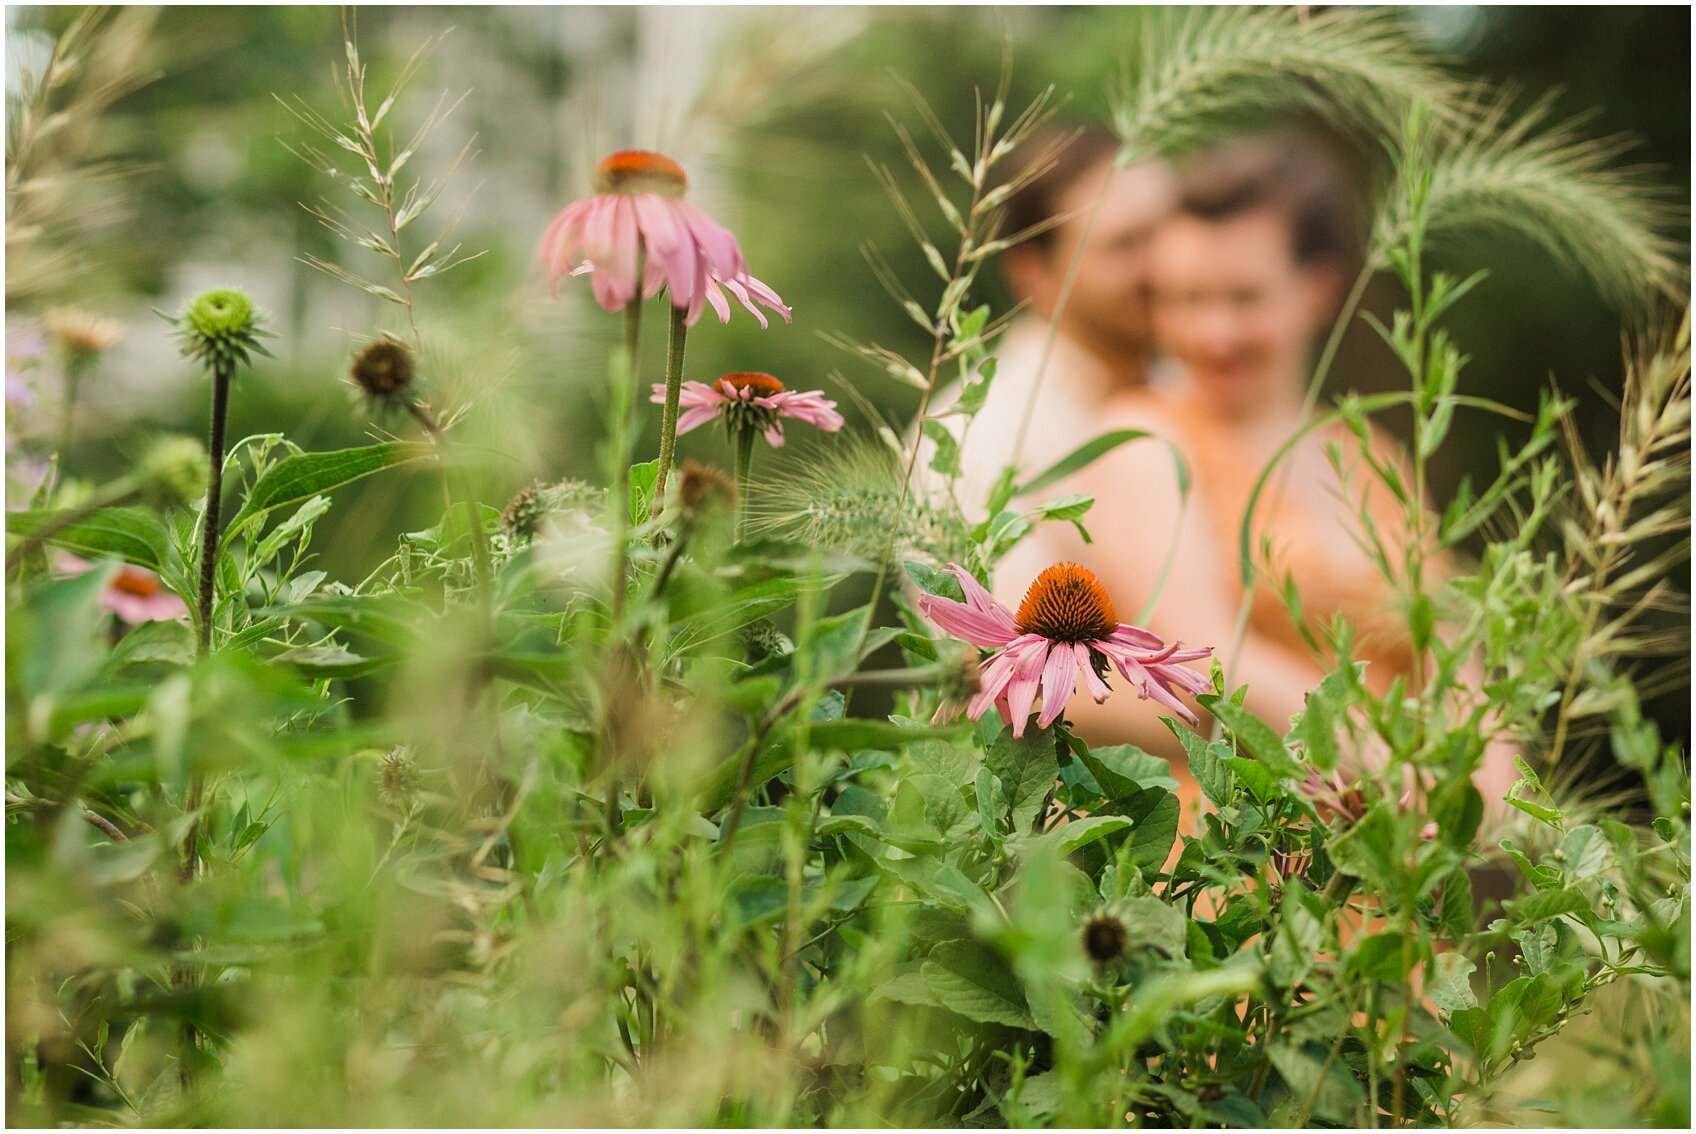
[170,287,274,372]
[137,435,210,509]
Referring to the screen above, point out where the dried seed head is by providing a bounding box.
[1082,911,1129,965]
[350,336,415,405]
[678,459,736,515]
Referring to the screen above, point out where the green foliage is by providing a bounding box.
[5,7,1688,1129]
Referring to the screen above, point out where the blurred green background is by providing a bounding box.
[7,5,1689,744]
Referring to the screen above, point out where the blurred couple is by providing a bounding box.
[923,125,1518,817]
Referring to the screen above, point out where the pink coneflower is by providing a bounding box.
[657,372,844,448]
[918,562,1212,739]
[57,553,189,625]
[540,150,791,328]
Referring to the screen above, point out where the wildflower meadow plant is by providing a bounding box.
[919,561,1212,735]
[3,9,1689,1130]
[543,148,791,518]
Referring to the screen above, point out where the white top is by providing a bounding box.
[914,315,1124,608]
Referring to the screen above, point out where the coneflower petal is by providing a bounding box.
[1005,638,1050,737]
[917,593,1018,649]
[1038,642,1078,728]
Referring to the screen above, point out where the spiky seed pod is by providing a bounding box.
[377,746,422,810]
[1082,911,1129,965]
[678,459,736,516]
[136,435,210,509]
[350,336,415,407]
[740,618,794,662]
[502,482,547,544]
[170,287,273,372]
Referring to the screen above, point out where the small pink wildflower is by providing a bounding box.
[656,371,844,448]
[57,553,189,625]
[918,562,1213,738]
[540,150,791,327]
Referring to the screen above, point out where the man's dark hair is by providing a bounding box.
[1173,131,1367,273]
[994,124,1122,256]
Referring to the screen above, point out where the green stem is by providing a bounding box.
[731,426,756,543]
[408,402,491,603]
[60,355,90,457]
[650,305,689,521]
[610,271,644,626]
[176,356,232,1096]
[194,365,231,657]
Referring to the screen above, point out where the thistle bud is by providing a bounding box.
[350,335,415,407]
[137,435,210,509]
[170,287,272,372]
[377,746,422,810]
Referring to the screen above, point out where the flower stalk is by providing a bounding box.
[650,305,689,520]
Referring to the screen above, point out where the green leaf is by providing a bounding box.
[1507,887,1591,924]
[1224,756,1280,803]
[1169,722,1233,807]
[810,717,964,752]
[1203,695,1302,778]
[224,442,433,546]
[15,562,121,701]
[903,559,964,602]
[1440,869,1474,942]
[1028,815,1132,859]
[628,458,659,524]
[7,507,170,572]
[986,728,1060,834]
[1078,743,1179,799]
[922,941,1037,1031]
[1121,788,1180,873]
[1347,931,1412,983]
[1269,1042,1364,1123]
[1325,803,1399,893]
[1015,429,1172,497]
[269,644,395,679]
[1293,668,1350,773]
[922,419,961,477]
[1117,894,1188,958]
[1429,952,1478,1015]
